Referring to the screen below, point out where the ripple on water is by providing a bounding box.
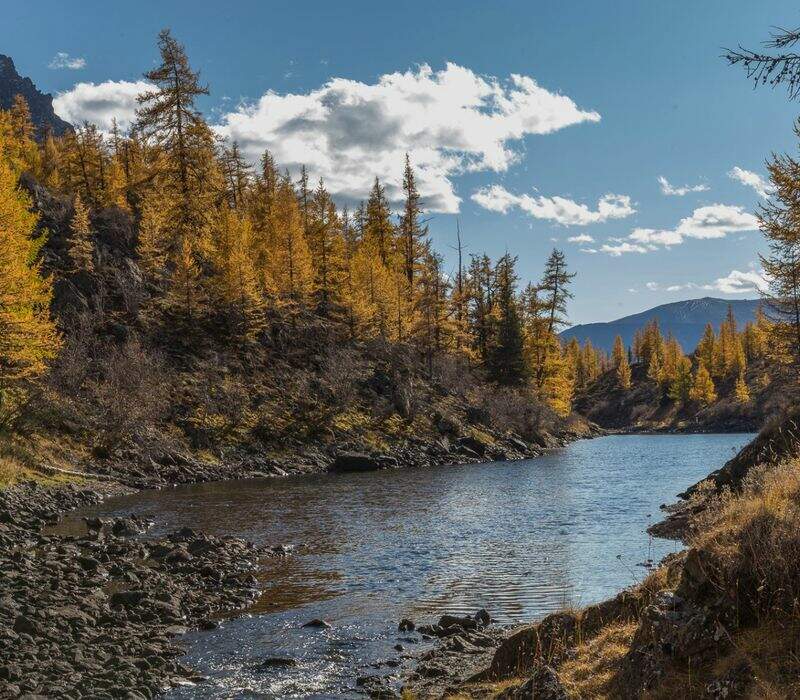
[61,433,754,698]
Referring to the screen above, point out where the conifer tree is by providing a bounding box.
[668,356,693,404]
[734,369,751,403]
[210,207,265,340]
[68,194,95,274]
[487,254,527,385]
[534,249,575,388]
[0,143,60,392]
[136,29,214,248]
[612,335,626,368]
[399,154,426,300]
[271,176,314,305]
[616,350,632,390]
[364,178,394,266]
[690,364,717,405]
[696,322,716,370]
[758,139,800,376]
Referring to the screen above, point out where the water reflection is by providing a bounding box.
[61,433,754,698]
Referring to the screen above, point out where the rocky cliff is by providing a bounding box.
[0,54,72,137]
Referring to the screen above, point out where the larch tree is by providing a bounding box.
[690,364,717,406]
[68,194,95,274]
[0,140,60,417]
[535,249,575,389]
[364,178,395,266]
[758,141,800,376]
[135,29,213,250]
[613,335,632,389]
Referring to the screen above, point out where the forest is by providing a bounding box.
[0,30,596,480]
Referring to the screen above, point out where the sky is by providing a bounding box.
[4,0,800,324]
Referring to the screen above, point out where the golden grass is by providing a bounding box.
[559,622,637,699]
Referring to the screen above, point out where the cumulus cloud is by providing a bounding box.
[53,80,153,132]
[657,175,709,196]
[728,166,774,199]
[216,63,601,212]
[48,52,86,70]
[644,268,769,295]
[601,204,759,255]
[567,234,594,243]
[471,184,634,226]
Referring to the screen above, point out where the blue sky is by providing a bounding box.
[4,0,800,323]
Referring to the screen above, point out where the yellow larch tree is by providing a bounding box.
[69,194,95,274]
[0,138,60,413]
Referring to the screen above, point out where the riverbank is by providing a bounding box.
[435,412,800,698]
[0,417,602,698]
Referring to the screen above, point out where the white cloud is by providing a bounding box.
[566,233,594,243]
[728,166,774,199]
[53,80,153,132]
[216,63,601,212]
[601,204,759,255]
[48,52,86,70]
[471,184,634,225]
[580,247,598,254]
[674,204,759,239]
[644,268,768,295]
[657,175,709,196]
[600,241,650,256]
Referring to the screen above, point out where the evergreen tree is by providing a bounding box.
[399,154,426,300]
[487,254,527,385]
[668,356,693,404]
[758,137,800,376]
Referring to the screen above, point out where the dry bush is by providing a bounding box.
[90,338,169,455]
[471,385,555,440]
[318,346,370,408]
[184,372,254,448]
[691,459,800,625]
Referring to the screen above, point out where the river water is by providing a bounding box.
[63,433,753,698]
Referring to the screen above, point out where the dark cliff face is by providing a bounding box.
[0,54,72,137]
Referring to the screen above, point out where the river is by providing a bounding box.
[61,433,753,698]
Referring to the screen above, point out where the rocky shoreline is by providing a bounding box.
[0,424,593,699]
[0,481,271,698]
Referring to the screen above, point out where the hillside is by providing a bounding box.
[561,297,760,353]
[0,55,71,137]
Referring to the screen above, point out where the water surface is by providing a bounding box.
[64,433,752,698]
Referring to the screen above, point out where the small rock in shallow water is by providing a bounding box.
[398,618,415,632]
[258,657,297,668]
[302,618,331,629]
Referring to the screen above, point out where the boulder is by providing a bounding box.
[330,453,382,473]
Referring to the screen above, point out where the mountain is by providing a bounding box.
[560,297,761,353]
[0,54,71,137]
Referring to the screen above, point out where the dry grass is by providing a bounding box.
[559,622,637,698]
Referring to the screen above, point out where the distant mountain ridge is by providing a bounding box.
[560,297,761,353]
[0,54,72,137]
